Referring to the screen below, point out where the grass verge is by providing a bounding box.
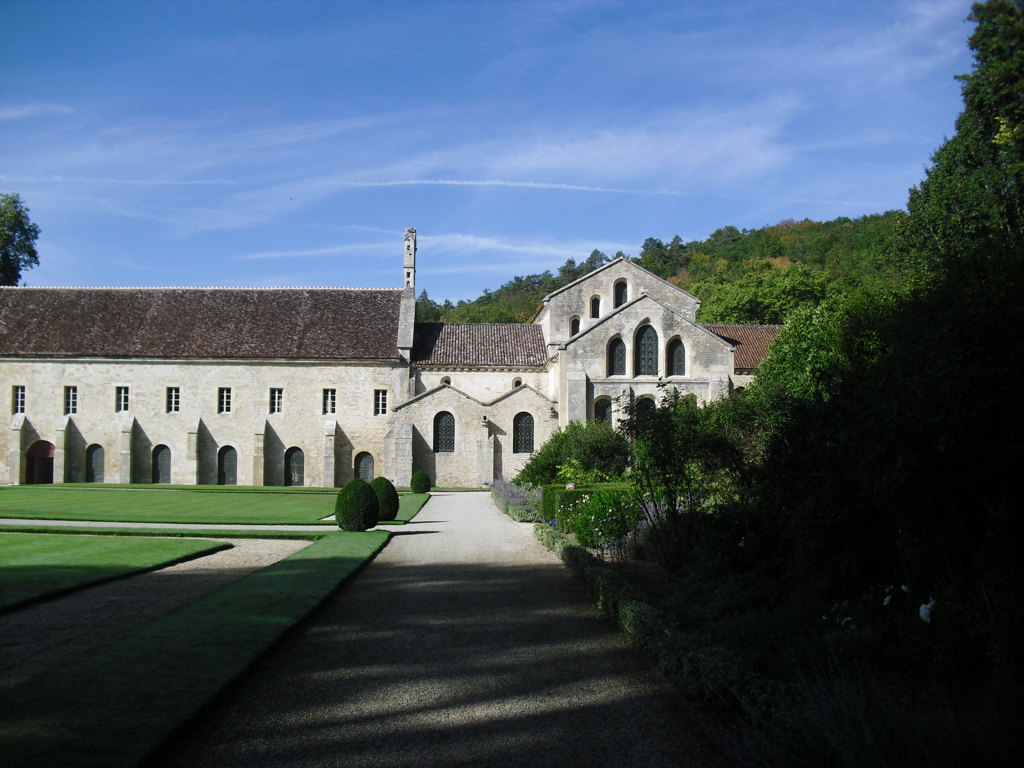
[0,530,390,768]
[0,486,337,525]
[376,493,430,525]
[0,533,230,612]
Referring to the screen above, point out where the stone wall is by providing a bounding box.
[1,358,403,486]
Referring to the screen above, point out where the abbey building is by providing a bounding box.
[0,229,778,489]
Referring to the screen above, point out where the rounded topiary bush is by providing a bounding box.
[410,470,432,494]
[335,477,380,531]
[370,476,400,521]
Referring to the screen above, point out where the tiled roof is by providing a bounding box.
[701,323,783,373]
[412,323,548,367]
[0,287,403,360]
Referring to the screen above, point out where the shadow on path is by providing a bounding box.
[148,494,721,768]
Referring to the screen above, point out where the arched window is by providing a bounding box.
[440,376,451,386]
[513,378,523,388]
[285,447,305,487]
[570,316,580,336]
[590,296,601,318]
[217,446,237,486]
[667,339,685,376]
[152,445,171,484]
[513,412,534,453]
[636,397,656,423]
[86,444,105,483]
[635,325,659,376]
[355,451,374,481]
[614,280,628,307]
[594,398,612,425]
[608,338,626,376]
[434,411,455,452]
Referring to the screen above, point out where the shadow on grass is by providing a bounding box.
[147,559,719,768]
[0,532,391,768]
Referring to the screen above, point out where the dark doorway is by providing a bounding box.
[355,452,374,482]
[152,444,171,484]
[218,446,237,486]
[86,444,105,483]
[26,441,55,484]
[284,447,304,487]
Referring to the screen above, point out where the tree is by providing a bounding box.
[0,193,40,286]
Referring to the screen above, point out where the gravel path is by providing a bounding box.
[149,492,720,768]
[0,537,309,692]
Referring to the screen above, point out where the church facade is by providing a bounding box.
[0,229,778,489]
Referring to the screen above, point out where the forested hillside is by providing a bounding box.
[417,212,901,326]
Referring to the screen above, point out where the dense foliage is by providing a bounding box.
[515,420,631,486]
[0,193,40,286]
[410,470,432,494]
[369,476,400,522]
[334,478,380,531]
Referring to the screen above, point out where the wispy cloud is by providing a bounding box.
[0,101,73,121]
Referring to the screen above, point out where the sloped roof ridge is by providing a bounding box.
[536,256,701,308]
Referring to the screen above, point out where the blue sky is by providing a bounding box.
[1,0,975,301]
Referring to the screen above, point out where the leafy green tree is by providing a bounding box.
[0,193,40,286]
[891,0,1023,275]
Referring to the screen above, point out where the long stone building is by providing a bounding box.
[0,229,779,489]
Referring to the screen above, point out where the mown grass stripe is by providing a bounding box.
[0,533,230,613]
[0,530,390,768]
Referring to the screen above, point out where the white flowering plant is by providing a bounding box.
[565,489,642,557]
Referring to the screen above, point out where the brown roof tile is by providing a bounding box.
[0,287,403,360]
[412,323,548,367]
[701,323,782,373]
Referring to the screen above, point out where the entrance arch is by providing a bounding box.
[152,445,171,484]
[217,446,237,486]
[284,447,305,487]
[25,441,55,484]
[86,444,105,483]
[355,452,374,482]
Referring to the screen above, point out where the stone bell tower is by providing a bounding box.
[403,227,416,291]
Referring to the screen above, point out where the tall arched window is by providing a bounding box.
[152,444,171,484]
[608,338,626,376]
[594,398,612,425]
[86,444,105,483]
[434,411,455,452]
[570,316,580,336]
[218,446,237,485]
[285,447,304,486]
[355,452,374,481]
[513,412,534,453]
[614,280,628,307]
[635,325,659,376]
[667,339,686,376]
[590,296,601,318]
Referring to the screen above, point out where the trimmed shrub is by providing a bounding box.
[335,478,380,531]
[369,476,400,521]
[410,470,432,494]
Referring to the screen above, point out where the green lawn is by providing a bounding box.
[0,485,338,525]
[0,530,390,768]
[0,533,229,611]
